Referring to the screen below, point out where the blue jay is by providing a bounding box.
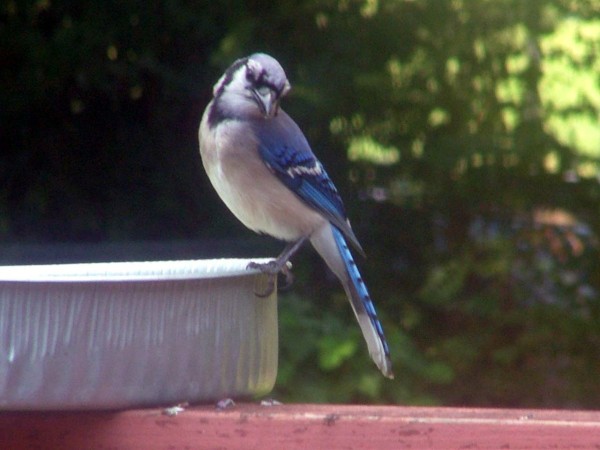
[198,53,393,378]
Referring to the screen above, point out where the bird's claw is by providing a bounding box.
[247,260,279,275]
[279,263,294,291]
[247,260,293,297]
[254,275,276,298]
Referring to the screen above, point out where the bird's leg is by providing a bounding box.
[248,236,307,274]
[248,236,308,297]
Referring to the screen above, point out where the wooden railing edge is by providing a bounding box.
[2,403,600,449]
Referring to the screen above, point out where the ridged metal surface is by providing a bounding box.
[0,259,278,410]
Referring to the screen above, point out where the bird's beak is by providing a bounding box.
[264,92,280,118]
[253,89,279,118]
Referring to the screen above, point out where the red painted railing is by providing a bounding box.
[2,403,600,449]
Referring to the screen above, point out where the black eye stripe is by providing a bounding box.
[245,64,264,82]
[257,80,278,92]
[251,77,281,97]
[250,71,268,86]
[244,64,280,91]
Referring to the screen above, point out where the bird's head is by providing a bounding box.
[212,53,291,118]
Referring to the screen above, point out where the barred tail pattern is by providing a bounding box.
[331,226,394,379]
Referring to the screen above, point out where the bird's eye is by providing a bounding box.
[256,85,271,96]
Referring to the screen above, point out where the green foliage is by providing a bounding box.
[275,291,449,404]
[2,0,600,407]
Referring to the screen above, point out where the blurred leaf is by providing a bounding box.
[318,335,358,371]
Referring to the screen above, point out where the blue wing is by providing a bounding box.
[253,111,364,255]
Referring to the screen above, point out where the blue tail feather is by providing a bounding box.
[331,226,392,375]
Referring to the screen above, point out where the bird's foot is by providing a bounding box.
[279,263,294,291]
[247,260,280,275]
[247,260,293,297]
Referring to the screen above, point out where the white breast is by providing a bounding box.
[198,110,326,242]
